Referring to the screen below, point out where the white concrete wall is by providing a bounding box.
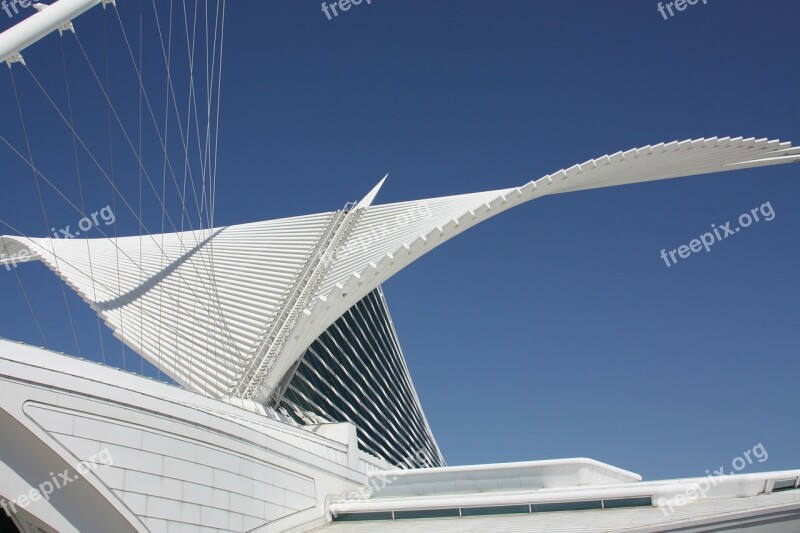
[0,340,370,532]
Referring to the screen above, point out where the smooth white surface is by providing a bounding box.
[324,460,800,532]
[1,339,799,533]
[364,458,642,499]
[0,0,100,64]
[318,492,800,533]
[0,339,372,532]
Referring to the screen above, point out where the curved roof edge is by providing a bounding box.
[253,136,800,401]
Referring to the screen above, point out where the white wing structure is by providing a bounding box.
[2,136,798,406]
[11,3,800,532]
[2,135,800,533]
[1,214,337,397]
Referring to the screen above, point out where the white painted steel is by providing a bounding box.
[256,136,800,400]
[1,214,335,399]
[0,0,102,64]
[2,137,797,403]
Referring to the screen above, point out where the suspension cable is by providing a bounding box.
[21,63,241,361]
[102,7,126,369]
[0,130,245,370]
[0,1,234,392]
[0,234,48,347]
[8,67,79,355]
[59,34,106,363]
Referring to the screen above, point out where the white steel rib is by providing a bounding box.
[1,136,798,403]
[1,213,337,398]
[0,0,109,65]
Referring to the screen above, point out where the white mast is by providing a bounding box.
[0,0,113,66]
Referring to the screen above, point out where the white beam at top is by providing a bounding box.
[0,0,105,65]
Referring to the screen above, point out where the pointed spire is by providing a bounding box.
[356,174,388,209]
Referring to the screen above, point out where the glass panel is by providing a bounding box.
[532,500,603,513]
[394,508,461,519]
[773,478,798,492]
[461,504,531,516]
[332,511,394,522]
[603,497,653,508]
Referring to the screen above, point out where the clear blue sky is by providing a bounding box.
[0,0,798,481]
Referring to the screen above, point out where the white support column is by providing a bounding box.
[0,0,109,65]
